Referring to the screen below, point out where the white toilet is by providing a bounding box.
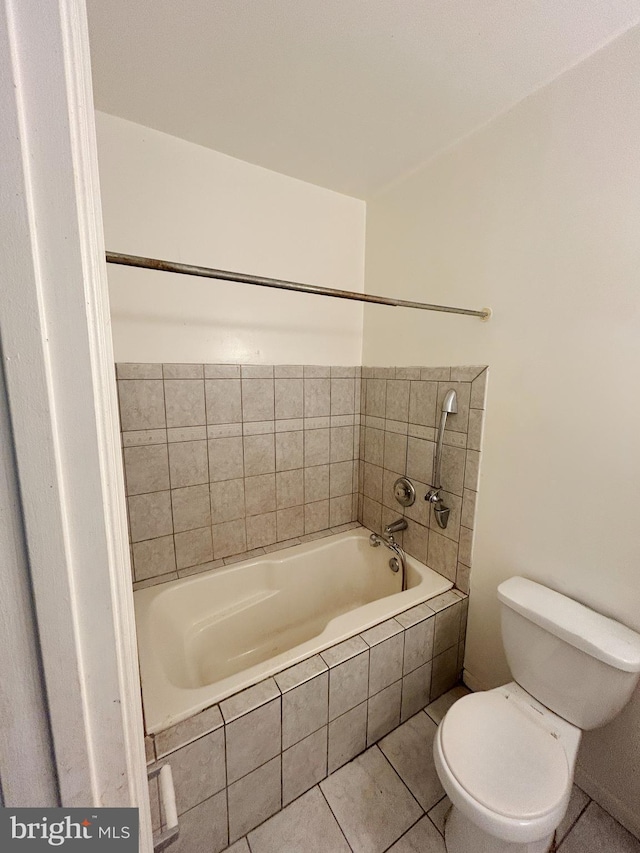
[433,576,640,853]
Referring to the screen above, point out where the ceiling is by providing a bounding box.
[87,1,640,199]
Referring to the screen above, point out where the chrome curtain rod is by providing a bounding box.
[105,252,491,320]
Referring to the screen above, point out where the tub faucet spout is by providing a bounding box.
[369,529,408,592]
[384,518,408,538]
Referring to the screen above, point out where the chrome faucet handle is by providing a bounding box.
[425,488,440,504]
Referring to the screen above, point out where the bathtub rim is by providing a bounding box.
[135,527,454,734]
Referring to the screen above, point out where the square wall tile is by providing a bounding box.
[175,527,213,569]
[304,378,330,417]
[275,378,303,419]
[403,615,435,675]
[225,697,281,784]
[277,506,304,540]
[244,473,276,516]
[408,381,437,427]
[364,427,384,466]
[276,468,304,508]
[220,678,280,723]
[128,491,173,542]
[212,519,247,559]
[169,728,226,814]
[365,378,386,417]
[282,671,328,749]
[205,378,242,424]
[430,646,460,701]
[440,445,465,496]
[470,369,488,409]
[304,429,330,467]
[330,426,354,463]
[464,450,481,491]
[329,461,353,498]
[246,512,276,549]
[434,603,462,655]
[383,432,408,475]
[164,379,206,428]
[210,478,245,523]
[172,484,211,533]
[132,535,176,581]
[385,380,410,422]
[369,634,404,696]
[282,726,328,805]
[205,437,242,484]
[403,520,428,564]
[276,431,304,472]
[329,650,369,720]
[331,378,355,415]
[118,380,166,431]
[169,440,209,488]
[401,661,433,721]
[124,444,170,496]
[172,791,227,853]
[242,379,274,422]
[243,434,275,476]
[227,756,281,843]
[367,680,402,745]
[305,465,329,503]
[328,701,367,774]
[304,500,329,534]
[330,495,353,527]
[427,530,458,583]
[406,437,434,484]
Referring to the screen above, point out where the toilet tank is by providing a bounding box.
[498,577,640,730]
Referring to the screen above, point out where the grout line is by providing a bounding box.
[374,743,425,816]
[317,784,356,852]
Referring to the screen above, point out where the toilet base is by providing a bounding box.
[445,804,554,853]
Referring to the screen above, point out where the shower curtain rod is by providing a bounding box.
[105,252,491,320]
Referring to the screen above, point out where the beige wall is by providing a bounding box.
[96,112,366,365]
[363,24,640,837]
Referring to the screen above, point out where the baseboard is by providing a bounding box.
[574,763,640,841]
[461,668,486,693]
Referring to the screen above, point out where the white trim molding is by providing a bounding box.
[1,0,151,847]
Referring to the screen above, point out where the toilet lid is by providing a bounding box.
[440,692,570,821]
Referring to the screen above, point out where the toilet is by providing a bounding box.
[433,576,640,853]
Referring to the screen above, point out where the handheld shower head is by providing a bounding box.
[442,389,458,414]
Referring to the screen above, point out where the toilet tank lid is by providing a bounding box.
[498,577,640,673]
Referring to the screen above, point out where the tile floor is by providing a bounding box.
[222,686,640,853]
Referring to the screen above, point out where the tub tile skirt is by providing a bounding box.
[146,590,467,851]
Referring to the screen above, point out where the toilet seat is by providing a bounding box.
[433,688,573,843]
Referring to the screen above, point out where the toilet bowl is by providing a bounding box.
[433,577,640,853]
[434,683,580,853]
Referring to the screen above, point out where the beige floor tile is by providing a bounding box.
[248,787,349,853]
[379,711,444,810]
[425,684,470,725]
[559,802,640,853]
[387,816,446,852]
[427,796,451,835]
[556,785,590,844]
[320,745,422,853]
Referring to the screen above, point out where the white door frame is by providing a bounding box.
[1,0,151,846]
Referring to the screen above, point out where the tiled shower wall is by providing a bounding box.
[116,363,487,590]
[117,363,361,587]
[357,365,487,593]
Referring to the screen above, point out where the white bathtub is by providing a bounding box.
[135,528,453,733]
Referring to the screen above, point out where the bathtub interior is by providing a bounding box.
[145,531,422,690]
[136,529,456,732]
